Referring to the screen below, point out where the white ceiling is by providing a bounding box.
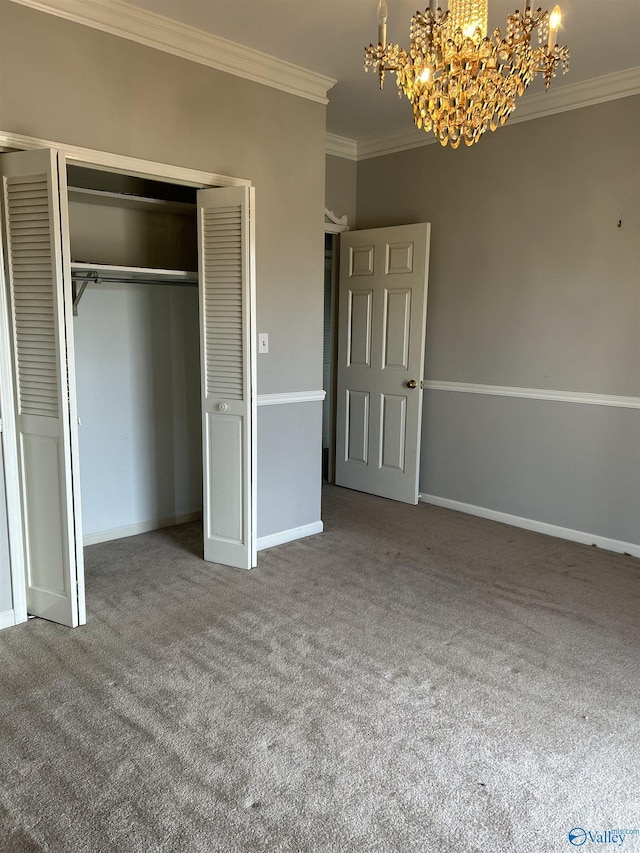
[126,0,640,141]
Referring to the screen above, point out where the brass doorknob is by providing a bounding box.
[406,379,418,389]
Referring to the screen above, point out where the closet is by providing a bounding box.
[66,167,202,545]
[0,147,256,629]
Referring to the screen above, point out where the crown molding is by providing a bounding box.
[329,66,640,160]
[506,66,640,125]
[356,127,437,160]
[9,0,336,105]
[326,133,358,161]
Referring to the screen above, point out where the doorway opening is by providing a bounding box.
[322,214,350,485]
[322,232,336,483]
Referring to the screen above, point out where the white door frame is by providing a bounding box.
[324,213,349,484]
[0,129,255,627]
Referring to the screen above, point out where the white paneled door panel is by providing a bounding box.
[0,148,85,626]
[336,224,430,504]
[198,186,256,570]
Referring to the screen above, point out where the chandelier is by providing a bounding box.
[364,0,570,148]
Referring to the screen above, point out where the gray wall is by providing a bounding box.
[422,392,640,544]
[0,2,327,543]
[325,154,357,228]
[357,97,640,547]
[257,402,322,538]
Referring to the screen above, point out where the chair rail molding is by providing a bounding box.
[423,380,640,410]
[9,0,336,105]
[257,390,326,407]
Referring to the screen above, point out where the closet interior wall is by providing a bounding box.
[68,167,203,545]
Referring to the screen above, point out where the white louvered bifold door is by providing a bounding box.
[0,149,85,626]
[198,186,256,569]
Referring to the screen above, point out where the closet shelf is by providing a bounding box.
[71,262,197,286]
[68,186,196,216]
[70,263,198,316]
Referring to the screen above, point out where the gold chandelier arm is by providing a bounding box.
[364,44,410,89]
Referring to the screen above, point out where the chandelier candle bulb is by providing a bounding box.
[548,4,561,49]
[378,0,388,45]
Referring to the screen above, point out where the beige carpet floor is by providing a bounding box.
[1,485,639,852]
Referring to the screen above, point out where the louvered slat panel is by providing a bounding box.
[203,205,243,401]
[6,175,58,418]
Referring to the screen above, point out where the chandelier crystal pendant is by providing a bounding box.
[364,0,570,148]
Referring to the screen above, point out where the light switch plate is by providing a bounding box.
[258,332,269,354]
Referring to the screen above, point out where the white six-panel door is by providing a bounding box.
[198,186,256,570]
[335,223,430,504]
[0,148,85,626]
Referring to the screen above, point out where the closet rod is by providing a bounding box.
[71,275,198,287]
[71,271,198,316]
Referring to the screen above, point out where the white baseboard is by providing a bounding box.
[0,609,17,631]
[257,521,324,552]
[85,513,323,552]
[419,494,640,559]
[83,511,202,546]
